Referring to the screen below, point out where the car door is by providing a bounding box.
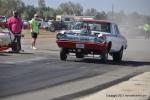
[114,24,124,51]
[110,24,122,52]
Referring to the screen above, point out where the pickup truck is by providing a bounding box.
[56,19,127,63]
[45,20,67,32]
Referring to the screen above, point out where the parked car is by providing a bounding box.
[0,30,14,51]
[45,20,67,32]
[23,20,30,29]
[56,19,127,63]
[0,16,7,29]
[29,18,47,29]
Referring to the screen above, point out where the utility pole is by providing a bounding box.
[112,4,114,21]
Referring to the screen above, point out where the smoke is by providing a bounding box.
[109,11,149,38]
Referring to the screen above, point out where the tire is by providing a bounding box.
[1,25,5,29]
[60,48,68,61]
[76,53,84,58]
[113,48,123,62]
[101,51,108,63]
[11,42,19,53]
[50,26,55,32]
[45,27,49,31]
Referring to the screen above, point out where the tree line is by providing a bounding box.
[0,0,108,20]
[0,0,149,26]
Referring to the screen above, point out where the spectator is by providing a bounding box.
[144,23,150,39]
[7,10,23,53]
[30,13,39,50]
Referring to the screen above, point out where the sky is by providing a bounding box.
[22,0,150,15]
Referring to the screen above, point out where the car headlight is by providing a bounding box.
[94,36,106,43]
[56,33,67,40]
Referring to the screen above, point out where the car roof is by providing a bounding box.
[80,18,113,24]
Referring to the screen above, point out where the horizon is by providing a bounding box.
[22,0,150,15]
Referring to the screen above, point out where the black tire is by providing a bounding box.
[60,48,68,61]
[50,26,55,32]
[45,27,49,31]
[101,51,108,63]
[11,42,20,53]
[1,25,5,29]
[113,48,123,62]
[76,53,84,58]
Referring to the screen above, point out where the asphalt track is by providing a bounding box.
[0,31,150,99]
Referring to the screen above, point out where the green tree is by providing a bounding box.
[42,7,56,21]
[84,8,107,19]
[58,1,83,16]
[38,0,46,17]
[0,0,25,17]
[22,5,37,20]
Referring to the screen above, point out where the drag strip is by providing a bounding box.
[0,54,131,98]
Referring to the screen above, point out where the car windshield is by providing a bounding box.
[72,21,111,33]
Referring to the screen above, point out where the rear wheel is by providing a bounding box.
[1,25,5,29]
[60,48,68,61]
[101,51,108,63]
[113,48,123,62]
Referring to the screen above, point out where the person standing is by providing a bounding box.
[144,23,150,40]
[30,14,39,50]
[7,10,23,53]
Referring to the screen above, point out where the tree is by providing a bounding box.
[73,3,83,16]
[84,8,107,19]
[42,7,56,21]
[0,0,25,17]
[38,0,46,9]
[84,8,98,16]
[22,5,37,20]
[38,0,46,17]
[95,11,107,20]
[58,1,83,16]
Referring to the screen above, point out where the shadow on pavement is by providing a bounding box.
[71,58,150,67]
[0,51,34,55]
[108,60,150,67]
[0,53,10,56]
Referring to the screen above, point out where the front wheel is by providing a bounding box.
[60,48,68,61]
[113,48,123,62]
[45,27,50,31]
[50,26,55,32]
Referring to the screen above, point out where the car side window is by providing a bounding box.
[114,25,120,35]
[73,23,81,30]
[111,24,116,35]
